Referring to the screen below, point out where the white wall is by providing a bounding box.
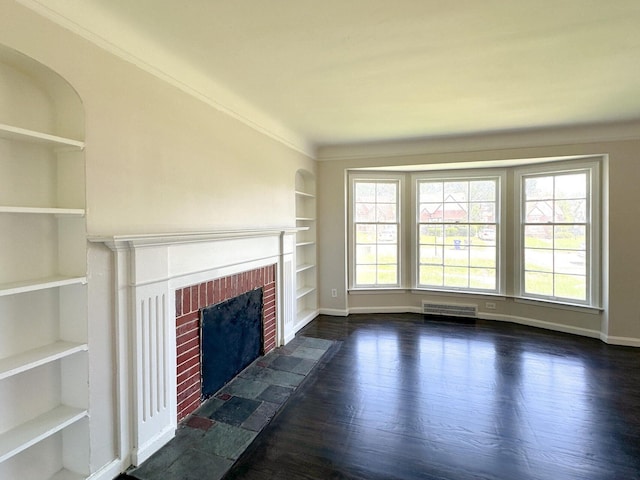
[0,1,315,476]
[317,135,640,345]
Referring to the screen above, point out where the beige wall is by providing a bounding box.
[317,138,640,343]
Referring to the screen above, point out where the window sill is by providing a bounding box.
[348,288,409,295]
[514,296,603,314]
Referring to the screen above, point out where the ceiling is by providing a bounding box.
[21,0,640,156]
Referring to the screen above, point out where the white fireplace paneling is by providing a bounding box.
[91,228,301,467]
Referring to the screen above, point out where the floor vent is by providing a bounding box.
[422,301,478,318]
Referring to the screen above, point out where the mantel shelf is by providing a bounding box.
[0,123,84,149]
[0,206,85,216]
[0,276,87,297]
[0,341,88,381]
[0,405,88,463]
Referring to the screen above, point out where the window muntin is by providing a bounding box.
[520,169,593,303]
[352,179,400,287]
[417,177,500,293]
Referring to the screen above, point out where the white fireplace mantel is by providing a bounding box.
[90,228,300,466]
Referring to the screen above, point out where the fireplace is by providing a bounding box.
[175,266,277,421]
[94,228,298,465]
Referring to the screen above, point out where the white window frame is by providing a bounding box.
[348,172,404,289]
[411,170,506,295]
[514,159,601,307]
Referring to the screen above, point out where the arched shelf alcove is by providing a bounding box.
[294,169,319,330]
[0,44,89,480]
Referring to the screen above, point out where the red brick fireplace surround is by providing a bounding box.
[175,265,277,421]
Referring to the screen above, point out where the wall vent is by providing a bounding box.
[421,301,478,318]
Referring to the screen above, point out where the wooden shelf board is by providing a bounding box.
[296,286,316,299]
[0,206,85,216]
[295,190,315,198]
[0,276,87,297]
[296,263,315,273]
[0,341,88,381]
[0,123,84,149]
[0,405,88,463]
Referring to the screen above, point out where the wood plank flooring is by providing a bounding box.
[224,313,640,480]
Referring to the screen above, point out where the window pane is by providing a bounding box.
[470,268,496,290]
[525,200,553,223]
[525,176,553,200]
[554,199,586,223]
[470,180,496,201]
[444,267,468,287]
[356,265,376,285]
[525,248,553,272]
[420,245,443,264]
[469,202,495,222]
[525,272,553,296]
[377,265,397,284]
[554,250,585,275]
[420,225,442,244]
[356,224,376,243]
[554,274,586,300]
[377,245,397,264]
[420,265,443,286]
[355,203,375,222]
[420,203,443,222]
[444,225,468,245]
[470,246,496,268]
[444,181,468,203]
[355,183,375,202]
[356,245,375,264]
[376,183,397,203]
[444,201,468,222]
[376,203,396,222]
[420,182,443,202]
[555,173,586,200]
[524,225,552,248]
[555,226,585,249]
[377,224,397,243]
[444,247,468,267]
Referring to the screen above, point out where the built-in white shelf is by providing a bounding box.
[296,241,315,247]
[0,206,85,216]
[296,263,315,273]
[0,405,88,463]
[295,217,314,222]
[0,276,87,297]
[0,123,84,149]
[295,190,315,198]
[296,286,315,299]
[0,342,88,381]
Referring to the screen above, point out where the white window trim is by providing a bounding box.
[348,172,405,289]
[411,169,506,295]
[514,159,601,308]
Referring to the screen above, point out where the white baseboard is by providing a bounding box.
[599,333,640,347]
[88,458,130,480]
[479,312,602,339]
[347,306,422,315]
[318,308,349,317]
[132,426,176,466]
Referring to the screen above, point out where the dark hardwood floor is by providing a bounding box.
[224,313,640,480]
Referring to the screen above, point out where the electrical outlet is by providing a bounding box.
[485,302,496,310]
[331,288,338,298]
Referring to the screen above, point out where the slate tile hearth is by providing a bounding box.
[123,335,334,480]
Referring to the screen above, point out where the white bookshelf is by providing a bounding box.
[0,45,89,479]
[294,171,319,332]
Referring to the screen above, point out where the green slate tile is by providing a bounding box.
[198,423,257,460]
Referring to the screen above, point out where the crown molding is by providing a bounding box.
[317,120,640,162]
[15,0,316,159]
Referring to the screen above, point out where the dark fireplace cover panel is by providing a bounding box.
[201,288,263,398]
